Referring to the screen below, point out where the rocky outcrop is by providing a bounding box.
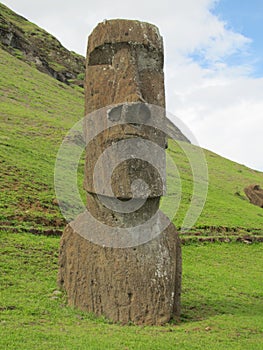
[244,184,263,208]
[0,3,85,86]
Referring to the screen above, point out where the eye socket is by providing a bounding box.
[88,44,115,66]
[88,43,163,70]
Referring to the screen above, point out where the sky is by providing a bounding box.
[2,0,263,171]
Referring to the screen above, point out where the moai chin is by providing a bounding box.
[58,19,182,325]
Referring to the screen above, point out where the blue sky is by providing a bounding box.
[187,0,263,78]
[211,0,263,78]
[1,0,263,171]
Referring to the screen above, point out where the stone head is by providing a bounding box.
[84,20,166,200]
[85,19,165,113]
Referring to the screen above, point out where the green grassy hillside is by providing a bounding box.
[167,140,263,239]
[1,45,263,241]
[0,232,262,349]
[1,45,263,239]
[0,3,85,86]
[0,9,262,348]
[0,47,84,233]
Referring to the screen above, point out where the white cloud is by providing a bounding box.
[1,0,263,171]
[168,68,263,171]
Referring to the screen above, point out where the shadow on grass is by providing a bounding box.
[179,297,263,323]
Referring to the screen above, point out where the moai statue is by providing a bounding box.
[58,19,182,325]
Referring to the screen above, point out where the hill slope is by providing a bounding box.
[0,3,85,86]
[1,45,262,241]
[0,46,84,233]
[0,7,262,347]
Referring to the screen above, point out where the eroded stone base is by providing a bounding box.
[58,214,181,325]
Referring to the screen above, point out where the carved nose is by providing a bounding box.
[112,47,145,104]
[107,102,151,124]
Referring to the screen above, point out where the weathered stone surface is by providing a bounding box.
[83,110,167,198]
[85,20,165,112]
[58,217,181,325]
[58,19,182,325]
[84,19,166,198]
[86,192,161,228]
[244,184,263,208]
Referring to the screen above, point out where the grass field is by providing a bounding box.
[0,9,263,349]
[0,232,262,350]
[0,47,84,233]
[1,47,263,240]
